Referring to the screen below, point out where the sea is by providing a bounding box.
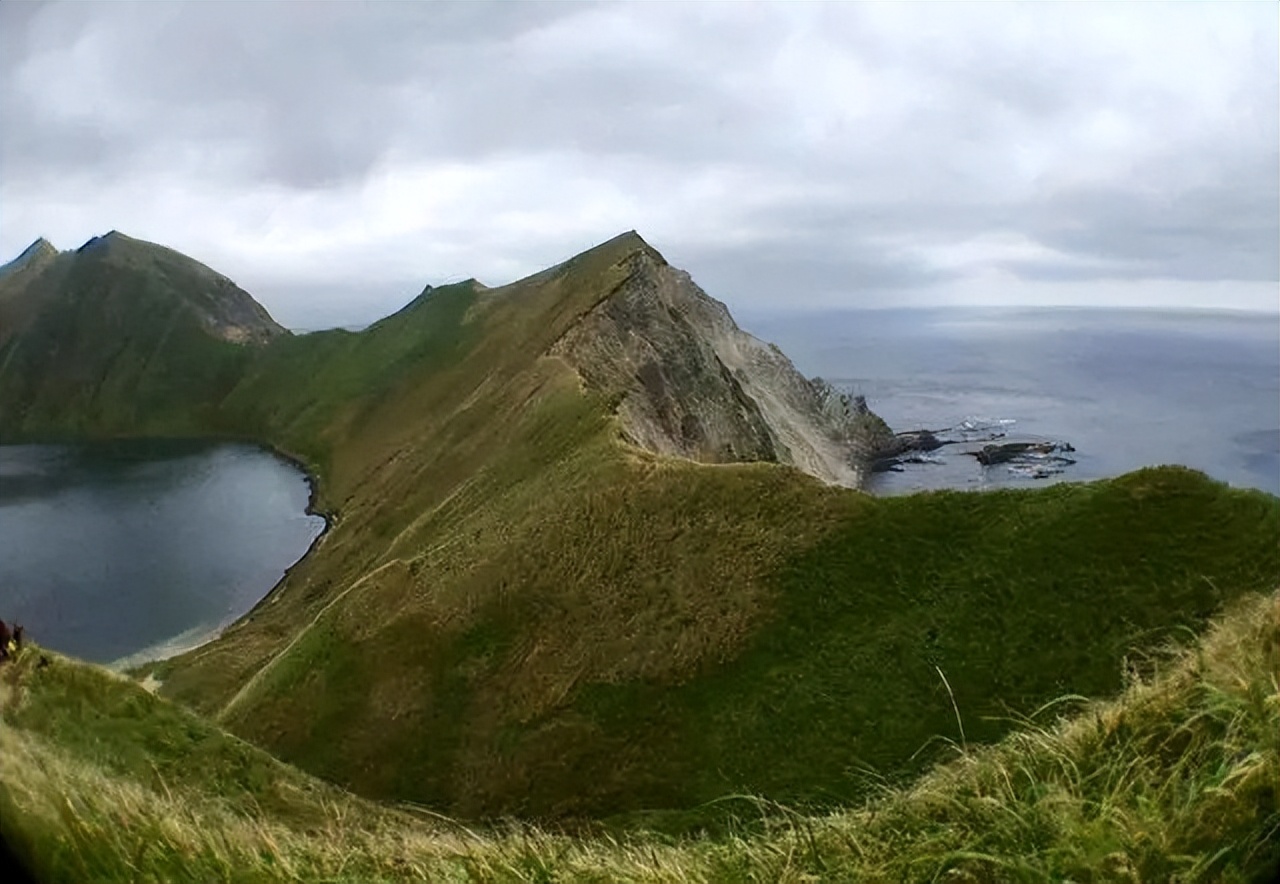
[740,307,1279,497]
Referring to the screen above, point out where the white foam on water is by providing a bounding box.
[108,621,222,671]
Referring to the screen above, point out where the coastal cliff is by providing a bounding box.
[552,237,893,486]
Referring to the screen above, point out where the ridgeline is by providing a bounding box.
[0,231,1277,879]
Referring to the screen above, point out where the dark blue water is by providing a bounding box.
[740,307,1280,496]
[0,440,324,665]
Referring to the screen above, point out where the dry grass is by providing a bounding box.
[3,590,1277,883]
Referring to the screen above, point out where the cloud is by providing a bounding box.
[1,1,1275,325]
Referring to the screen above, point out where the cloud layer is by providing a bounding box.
[3,1,1276,326]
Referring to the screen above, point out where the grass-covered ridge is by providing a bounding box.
[158,430,1278,820]
[4,230,1277,823]
[3,590,1276,883]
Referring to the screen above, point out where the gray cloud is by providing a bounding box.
[1,1,1276,324]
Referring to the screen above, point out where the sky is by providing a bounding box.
[1,1,1277,329]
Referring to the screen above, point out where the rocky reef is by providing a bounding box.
[874,418,1077,481]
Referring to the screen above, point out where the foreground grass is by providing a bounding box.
[3,590,1277,883]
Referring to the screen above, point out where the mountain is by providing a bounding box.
[0,231,885,481]
[0,230,1276,829]
[0,232,284,439]
[551,235,891,486]
[0,236,57,281]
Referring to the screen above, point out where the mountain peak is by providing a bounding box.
[0,237,59,280]
[76,229,133,254]
[548,230,667,279]
[593,229,664,263]
[11,236,57,261]
[31,231,286,345]
[550,241,892,486]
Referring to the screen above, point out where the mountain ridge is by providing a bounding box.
[0,230,891,483]
[1,229,1276,826]
[0,237,57,281]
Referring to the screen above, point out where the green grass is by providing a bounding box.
[575,466,1279,814]
[3,591,1277,882]
[179,409,1279,820]
[49,232,1263,821]
[4,229,1278,862]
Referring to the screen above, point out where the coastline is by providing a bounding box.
[127,437,335,672]
[0,432,332,673]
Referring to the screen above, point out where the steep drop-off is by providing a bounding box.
[551,243,893,486]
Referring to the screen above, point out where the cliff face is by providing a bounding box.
[551,243,893,487]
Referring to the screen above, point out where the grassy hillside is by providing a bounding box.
[0,233,282,440]
[158,440,1279,819]
[3,591,1276,883]
[4,230,1276,823]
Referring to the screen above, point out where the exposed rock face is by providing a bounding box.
[552,242,894,487]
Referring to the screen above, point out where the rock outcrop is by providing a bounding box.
[551,239,894,487]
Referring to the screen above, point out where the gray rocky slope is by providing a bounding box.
[551,236,894,487]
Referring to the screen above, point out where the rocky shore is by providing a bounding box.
[872,418,1077,482]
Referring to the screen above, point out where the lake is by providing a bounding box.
[0,440,324,665]
[741,306,1280,497]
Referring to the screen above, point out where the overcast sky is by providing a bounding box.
[2,1,1276,328]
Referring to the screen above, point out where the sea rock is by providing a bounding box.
[551,242,895,487]
[972,441,1075,466]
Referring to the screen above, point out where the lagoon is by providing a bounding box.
[0,440,324,665]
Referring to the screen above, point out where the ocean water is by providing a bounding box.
[741,307,1280,496]
[0,440,324,664]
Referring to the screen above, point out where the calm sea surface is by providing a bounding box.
[742,307,1280,497]
[0,440,324,665]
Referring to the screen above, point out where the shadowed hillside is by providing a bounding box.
[0,233,283,438]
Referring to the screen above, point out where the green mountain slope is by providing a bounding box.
[0,232,284,439]
[1,230,1276,827]
[3,591,1276,883]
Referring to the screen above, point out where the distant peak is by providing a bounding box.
[16,237,56,258]
[76,230,149,256]
[0,236,59,278]
[603,229,655,254]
